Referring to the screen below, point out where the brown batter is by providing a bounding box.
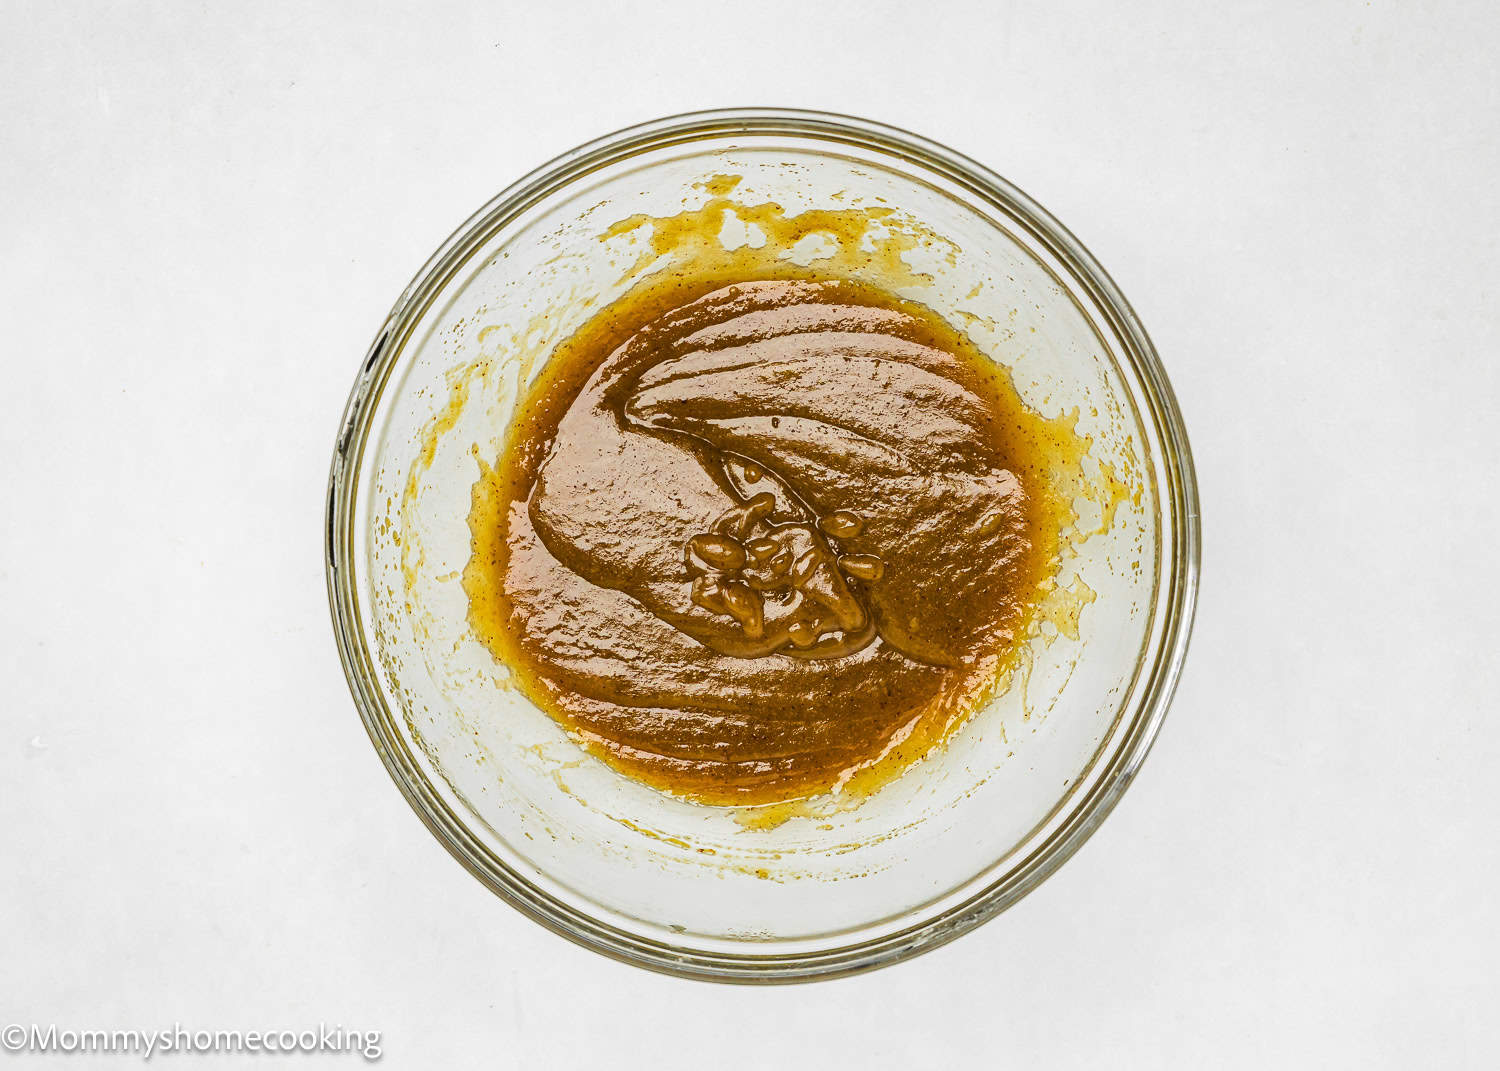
[464,271,1071,804]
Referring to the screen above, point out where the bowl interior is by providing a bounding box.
[335,114,1188,977]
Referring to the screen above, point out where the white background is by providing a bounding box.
[3,1,1497,1067]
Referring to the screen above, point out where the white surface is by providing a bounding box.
[2,1,1496,1067]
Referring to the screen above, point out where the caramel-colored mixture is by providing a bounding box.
[465,271,1072,804]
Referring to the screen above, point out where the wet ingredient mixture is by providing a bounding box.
[465,273,1073,804]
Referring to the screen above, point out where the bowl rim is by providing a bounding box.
[325,107,1201,983]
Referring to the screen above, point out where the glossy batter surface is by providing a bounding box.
[465,274,1070,803]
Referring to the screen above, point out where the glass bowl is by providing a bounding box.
[325,109,1199,982]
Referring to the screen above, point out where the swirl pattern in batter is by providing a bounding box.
[465,274,1070,804]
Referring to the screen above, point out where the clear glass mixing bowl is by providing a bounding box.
[326,109,1199,981]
